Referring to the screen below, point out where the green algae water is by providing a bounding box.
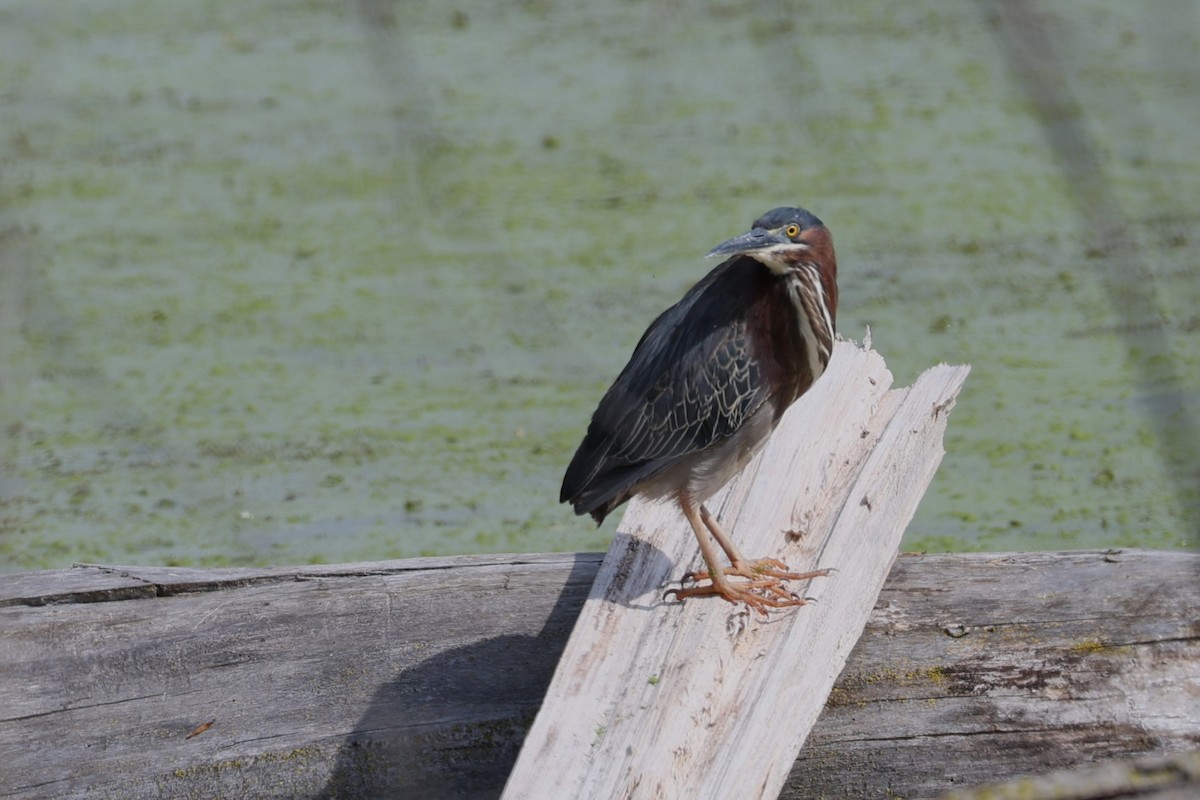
[1,1,1196,571]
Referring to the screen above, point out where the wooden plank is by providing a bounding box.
[503,343,971,799]
[0,550,1196,799]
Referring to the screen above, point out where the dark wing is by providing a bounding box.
[561,257,771,521]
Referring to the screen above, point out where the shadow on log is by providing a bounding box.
[1,549,1197,799]
[315,553,603,800]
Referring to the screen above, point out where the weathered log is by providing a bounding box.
[1,549,1196,799]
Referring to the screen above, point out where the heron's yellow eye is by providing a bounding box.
[785,224,801,238]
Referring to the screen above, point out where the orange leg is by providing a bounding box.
[664,498,829,615]
[690,505,831,583]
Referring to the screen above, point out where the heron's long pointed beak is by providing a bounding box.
[705,228,790,259]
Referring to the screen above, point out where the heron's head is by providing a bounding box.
[706,207,835,279]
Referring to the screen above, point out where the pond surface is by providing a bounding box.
[2,1,1197,571]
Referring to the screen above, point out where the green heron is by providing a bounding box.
[561,207,838,613]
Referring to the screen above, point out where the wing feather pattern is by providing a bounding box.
[561,256,771,521]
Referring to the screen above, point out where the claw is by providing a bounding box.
[664,559,830,615]
[668,501,832,615]
[666,580,809,616]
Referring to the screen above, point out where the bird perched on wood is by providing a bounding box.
[561,207,838,613]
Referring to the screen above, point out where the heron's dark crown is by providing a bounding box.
[752,207,825,232]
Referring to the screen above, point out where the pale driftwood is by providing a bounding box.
[504,343,970,799]
[1,551,1197,799]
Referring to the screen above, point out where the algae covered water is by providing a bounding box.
[1,1,1196,570]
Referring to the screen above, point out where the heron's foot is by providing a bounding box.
[666,560,829,615]
[666,576,806,615]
